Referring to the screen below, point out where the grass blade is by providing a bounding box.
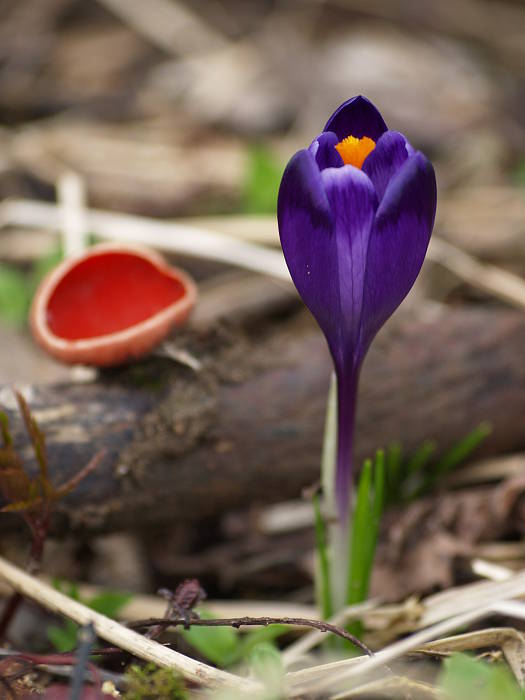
[346,452,385,637]
[346,459,373,608]
[313,493,332,620]
[432,422,492,479]
[385,442,402,502]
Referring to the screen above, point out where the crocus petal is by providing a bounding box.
[309,131,343,170]
[320,165,377,365]
[362,130,411,202]
[278,149,337,344]
[360,152,437,353]
[324,95,388,142]
[278,151,377,365]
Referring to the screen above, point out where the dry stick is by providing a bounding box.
[2,199,525,311]
[288,593,525,697]
[328,676,442,700]
[56,171,88,258]
[428,236,525,311]
[414,626,525,655]
[474,541,525,563]
[0,199,290,282]
[129,615,373,657]
[419,569,525,628]
[0,556,259,694]
[287,569,525,694]
[412,626,525,691]
[444,452,525,487]
[96,0,227,55]
[281,600,378,667]
[471,558,513,582]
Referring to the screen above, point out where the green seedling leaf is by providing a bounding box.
[31,246,63,291]
[0,264,31,327]
[47,581,131,653]
[346,451,385,637]
[439,653,525,700]
[248,642,284,699]
[362,450,384,599]
[47,619,79,652]
[388,425,489,503]
[405,440,436,477]
[347,458,373,607]
[513,161,525,187]
[88,591,132,618]
[401,439,437,500]
[242,145,283,214]
[0,412,12,447]
[52,578,80,601]
[385,442,402,501]
[432,422,492,480]
[313,492,332,620]
[237,625,288,661]
[372,450,385,530]
[182,610,240,667]
[182,614,287,668]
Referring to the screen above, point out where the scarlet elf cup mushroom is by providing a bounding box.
[30,243,197,367]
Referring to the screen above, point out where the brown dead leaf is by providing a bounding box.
[415,627,525,688]
[0,658,37,698]
[370,474,525,601]
[372,531,467,602]
[335,674,443,699]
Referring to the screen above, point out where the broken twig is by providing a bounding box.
[130,614,373,657]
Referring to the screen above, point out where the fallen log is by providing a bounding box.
[1,302,524,534]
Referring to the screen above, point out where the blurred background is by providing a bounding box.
[1,0,525,384]
[0,0,525,608]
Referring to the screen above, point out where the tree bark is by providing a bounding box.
[2,304,525,534]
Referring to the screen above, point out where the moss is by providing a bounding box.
[122,663,187,700]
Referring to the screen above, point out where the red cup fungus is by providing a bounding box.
[30,243,197,367]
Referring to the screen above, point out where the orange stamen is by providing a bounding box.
[335,135,376,169]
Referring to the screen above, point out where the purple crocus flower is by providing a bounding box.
[278,96,437,523]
